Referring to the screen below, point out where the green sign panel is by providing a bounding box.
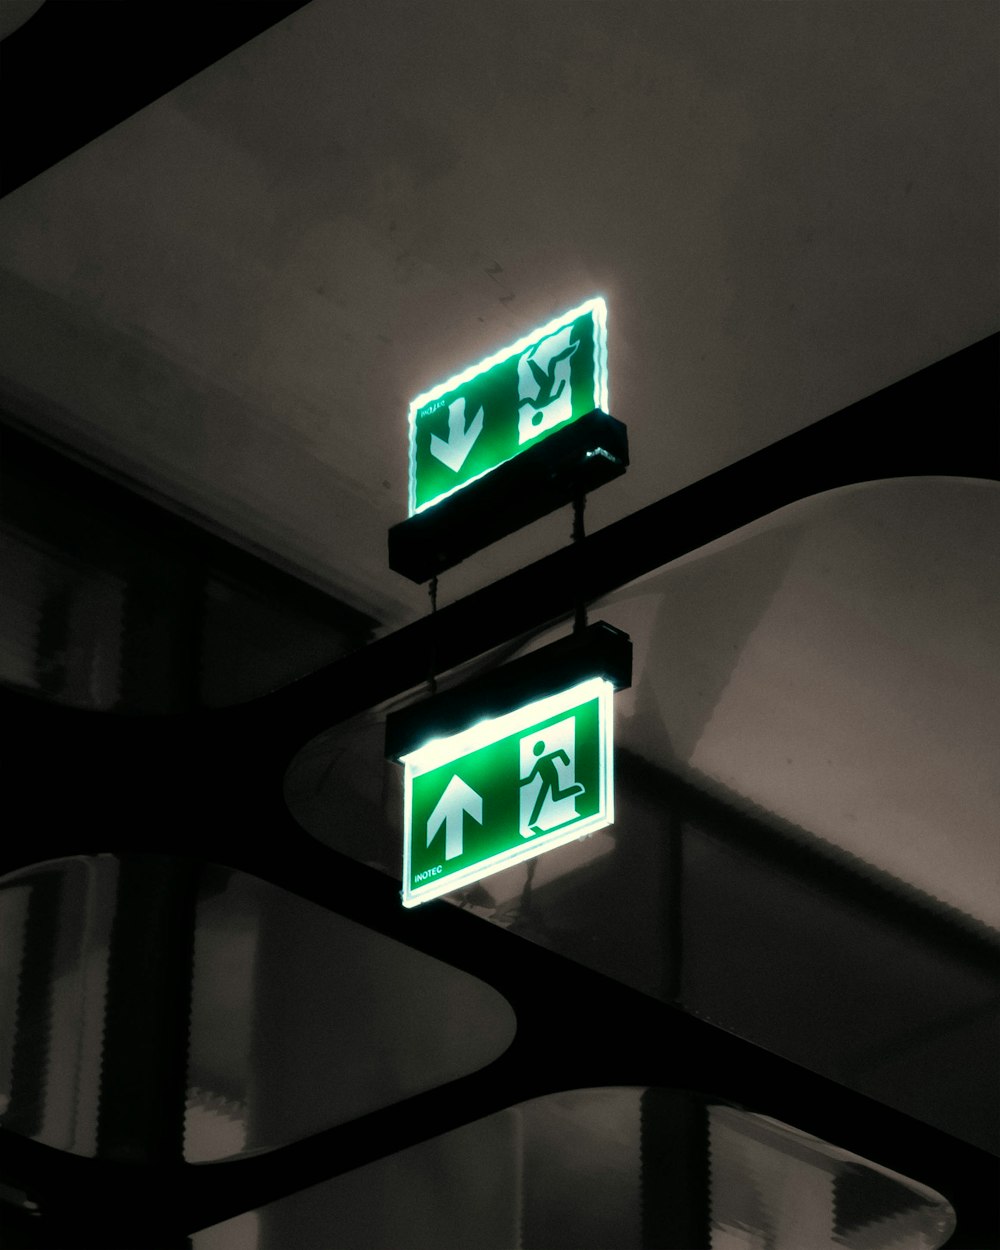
[408,297,609,515]
[401,677,614,907]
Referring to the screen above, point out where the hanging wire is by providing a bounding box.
[572,495,587,634]
[427,575,439,695]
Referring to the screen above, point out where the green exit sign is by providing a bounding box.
[409,298,609,516]
[401,677,614,908]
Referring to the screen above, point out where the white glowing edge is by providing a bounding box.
[408,296,610,515]
[400,677,614,908]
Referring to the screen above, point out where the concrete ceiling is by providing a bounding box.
[1,3,997,923]
[1,0,996,623]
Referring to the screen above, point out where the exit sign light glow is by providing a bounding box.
[408,297,609,516]
[401,677,614,908]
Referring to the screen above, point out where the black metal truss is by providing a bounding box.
[0,334,997,1247]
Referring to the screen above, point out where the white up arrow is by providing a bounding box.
[430,397,483,473]
[426,774,482,860]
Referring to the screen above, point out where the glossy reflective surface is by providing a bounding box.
[0,856,516,1163]
[193,1089,955,1250]
[708,1107,955,1250]
[289,480,1000,1154]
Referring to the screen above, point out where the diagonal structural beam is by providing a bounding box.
[252,332,999,750]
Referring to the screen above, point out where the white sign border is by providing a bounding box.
[408,296,609,516]
[401,676,614,908]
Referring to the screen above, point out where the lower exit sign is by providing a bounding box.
[401,677,614,907]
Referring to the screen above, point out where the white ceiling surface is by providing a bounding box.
[0,1,997,629]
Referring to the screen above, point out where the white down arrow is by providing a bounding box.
[430,397,483,473]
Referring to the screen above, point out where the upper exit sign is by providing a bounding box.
[409,297,609,516]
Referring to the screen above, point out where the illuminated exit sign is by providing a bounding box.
[409,297,609,516]
[401,677,614,908]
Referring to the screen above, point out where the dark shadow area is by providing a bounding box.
[1,2,315,198]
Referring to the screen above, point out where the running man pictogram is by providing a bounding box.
[516,323,580,443]
[519,733,585,835]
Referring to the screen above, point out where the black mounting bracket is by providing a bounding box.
[385,619,632,762]
[388,409,628,583]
